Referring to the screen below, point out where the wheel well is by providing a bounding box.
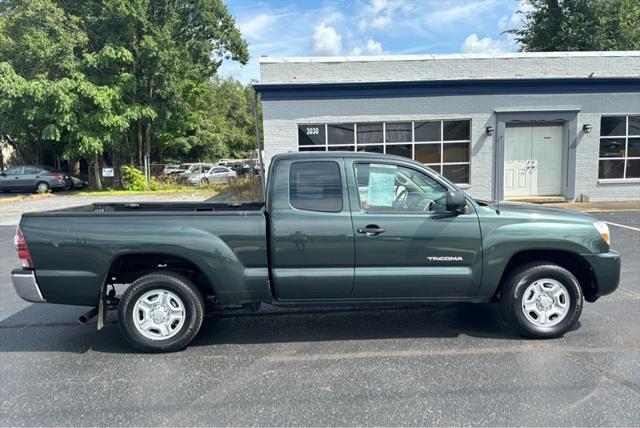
[496,250,598,302]
[106,253,214,299]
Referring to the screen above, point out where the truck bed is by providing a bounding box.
[19,201,269,306]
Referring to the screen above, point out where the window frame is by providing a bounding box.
[288,160,344,213]
[598,114,640,182]
[297,118,472,185]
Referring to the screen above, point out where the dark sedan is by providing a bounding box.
[0,165,84,193]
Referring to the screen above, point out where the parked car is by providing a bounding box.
[162,165,181,176]
[11,152,620,352]
[0,165,71,193]
[174,163,214,182]
[185,166,237,186]
[67,175,88,189]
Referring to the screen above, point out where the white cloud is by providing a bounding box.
[312,23,342,56]
[239,13,283,40]
[366,38,384,54]
[425,0,497,28]
[358,0,411,31]
[461,33,512,53]
[498,0,533,32]
[350,46,363,56]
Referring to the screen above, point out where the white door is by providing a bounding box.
[504,125,564,197]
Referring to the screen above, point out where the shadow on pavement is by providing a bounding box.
[0,302,525,354]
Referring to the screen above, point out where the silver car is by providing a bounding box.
[186,166,237,186]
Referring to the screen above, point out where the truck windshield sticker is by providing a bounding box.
[367,167,396,207]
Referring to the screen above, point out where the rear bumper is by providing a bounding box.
[11,269,46,303]
[582,251,621,299]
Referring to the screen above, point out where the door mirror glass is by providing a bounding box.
[445,190,467,213]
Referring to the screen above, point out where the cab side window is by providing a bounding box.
[354,163,448,213]
[289,161,342,212]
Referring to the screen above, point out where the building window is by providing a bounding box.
[297,119,471,184]
[298,124,325,146]
[289,161,343,212]
[599,115,640,180]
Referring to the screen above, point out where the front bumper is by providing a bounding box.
[582,251,621,299]
[11,269,46,303]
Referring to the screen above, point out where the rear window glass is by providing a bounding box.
[289,161,342,212]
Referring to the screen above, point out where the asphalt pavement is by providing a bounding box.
[0,205,638,426]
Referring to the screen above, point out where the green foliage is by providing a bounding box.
[121,165,148,191]
[0,0,255,187]
[510,0,640,51]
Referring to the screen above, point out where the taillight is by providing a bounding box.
[14,227,33,269]
[52,173,63,180]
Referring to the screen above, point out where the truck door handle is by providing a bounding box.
[357,225,385,236]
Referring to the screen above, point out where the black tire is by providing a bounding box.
[500,262,583,338]
[118,272,205,353]
[35,181,50,193]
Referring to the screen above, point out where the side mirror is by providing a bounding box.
[446,190,467,213]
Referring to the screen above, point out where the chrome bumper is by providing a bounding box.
[11,270,46,303]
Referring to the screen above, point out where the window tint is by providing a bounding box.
[289,161,342,212]
[629,116,640,135]
[443,120,470,140]
[298,124,326,146]
[385,122,412,143]
[414,121,440,142]
[354,163,448,213]
[600,116,626,136]
[357,123,383,145]
[327,124,354,145]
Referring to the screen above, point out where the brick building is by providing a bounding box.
[254,51,640,201]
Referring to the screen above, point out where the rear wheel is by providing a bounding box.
[500,262,583,338]
[118,272,204,352]
[35,181,50,193]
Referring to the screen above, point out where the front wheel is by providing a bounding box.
[500,262,583,338]
[118,272,205,352]
[35,181,50,193]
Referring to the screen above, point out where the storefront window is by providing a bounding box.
[298,119,472,184]
[598,116,640,180]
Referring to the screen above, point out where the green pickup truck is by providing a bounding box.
[12,152,620,352]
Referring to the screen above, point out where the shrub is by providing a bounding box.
[121,166,148,191]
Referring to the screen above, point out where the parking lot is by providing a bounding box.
[0,196,638,426]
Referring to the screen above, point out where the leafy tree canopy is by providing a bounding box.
[510,0,640,51]
[0,0,254,187]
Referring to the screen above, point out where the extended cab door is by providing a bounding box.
[346,160,482,299]
[268,157,354,300]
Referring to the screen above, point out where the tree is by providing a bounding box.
[509,0,640,51]
[0,0,251,188]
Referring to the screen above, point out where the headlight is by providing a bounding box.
[593,221,610,246]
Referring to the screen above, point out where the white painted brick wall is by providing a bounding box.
[261,52,640,84]
[262,90,640,201]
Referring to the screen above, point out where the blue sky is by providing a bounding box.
[218,0,531,83]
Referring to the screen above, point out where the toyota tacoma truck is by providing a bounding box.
[11,152,620,352]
